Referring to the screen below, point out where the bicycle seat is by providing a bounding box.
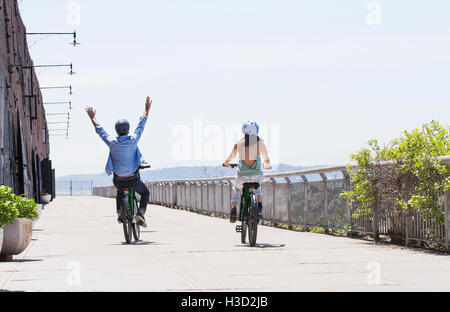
[243,182,260,189]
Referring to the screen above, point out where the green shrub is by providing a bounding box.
[0,185,39,229]
[17,196,39,220]
[0,186,19,229]
[340,121,450,223]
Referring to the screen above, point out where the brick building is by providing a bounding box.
[0,0,54,202]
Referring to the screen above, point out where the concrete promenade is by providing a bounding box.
[0,196,449,292]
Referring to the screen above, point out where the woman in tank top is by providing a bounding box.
[223,121,272,223]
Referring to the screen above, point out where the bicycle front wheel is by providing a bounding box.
[132,223,140,241]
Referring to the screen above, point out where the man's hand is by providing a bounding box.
[85,107,99,127]
[144,96,152,117]
[85,107,96,119]
[145,96,152,111]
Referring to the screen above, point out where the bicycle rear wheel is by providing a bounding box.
[241,220,247,244]
[122,196,133,244]
[240,195,247,244]
[132,197,140,241]
[248,194,258,247]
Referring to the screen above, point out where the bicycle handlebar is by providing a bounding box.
[223,163,238,168]
[223,163,272,170]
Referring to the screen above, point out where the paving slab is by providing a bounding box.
[0,196,449,292]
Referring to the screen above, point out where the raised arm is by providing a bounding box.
[86,107,99,128]
[133,96,152,142]
[86,106,113,145]
[223,144,238,167]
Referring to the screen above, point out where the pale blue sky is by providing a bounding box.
[19,0,450,176]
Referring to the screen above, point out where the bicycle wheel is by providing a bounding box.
[241,220,247,244]
[132,197,140,241]
[240,195,247,244]
[132,223,140,242]
[248,194,258,247]
[122,196,133,244]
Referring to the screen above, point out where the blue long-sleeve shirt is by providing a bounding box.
[95,116,147,177]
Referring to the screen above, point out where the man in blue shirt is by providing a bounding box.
[85,97,152,227]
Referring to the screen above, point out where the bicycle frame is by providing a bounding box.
[223,163,261,246]
[126,189,139,218]
[117,166,150,244]
[121,188,141,244]
[237,184,259,246]
[239,187,254,221]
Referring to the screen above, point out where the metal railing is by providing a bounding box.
[93,156,450,248]
[145,165,349,230]
[56,180,93,196]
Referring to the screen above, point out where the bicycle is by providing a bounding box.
[119,164,151,244]
[224,163,261,247]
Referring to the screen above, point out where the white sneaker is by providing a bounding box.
[136,215,147,228]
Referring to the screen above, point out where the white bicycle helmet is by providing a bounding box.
[241,121,259,136]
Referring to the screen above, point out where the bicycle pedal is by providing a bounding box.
[235,225,243,233]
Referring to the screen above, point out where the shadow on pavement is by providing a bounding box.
[134,241,157,246]
[235,243,285,249]
[107,241,164,246]
[9,259,43,263]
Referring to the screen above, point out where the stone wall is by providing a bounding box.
[0,0,53,201]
